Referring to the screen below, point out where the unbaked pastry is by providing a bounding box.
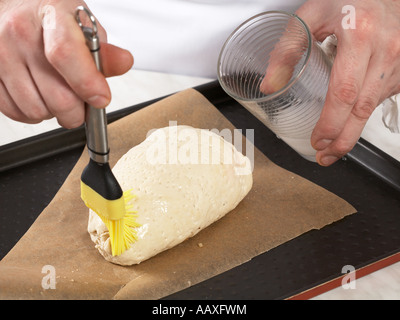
[88,125,253,265]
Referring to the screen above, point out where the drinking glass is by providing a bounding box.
[217,11,332,161]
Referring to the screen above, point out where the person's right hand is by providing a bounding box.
[0,0,133,128]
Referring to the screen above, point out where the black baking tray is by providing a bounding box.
[0,80,399,300]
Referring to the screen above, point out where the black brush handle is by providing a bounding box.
[81,159,123,200]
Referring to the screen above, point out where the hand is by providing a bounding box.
[0,0,133,128]
[296,0,400,166]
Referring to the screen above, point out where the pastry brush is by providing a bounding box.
[76,6,139,256]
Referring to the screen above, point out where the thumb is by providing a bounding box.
[100,43,134,78]
[259,14,311,95]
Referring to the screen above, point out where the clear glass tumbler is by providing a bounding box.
[217,11,332,162]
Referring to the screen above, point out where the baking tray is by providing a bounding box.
[0,80,399,300]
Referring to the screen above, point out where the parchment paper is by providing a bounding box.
[0,89,356,299]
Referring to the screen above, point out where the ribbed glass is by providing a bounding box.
[217,11,332,161]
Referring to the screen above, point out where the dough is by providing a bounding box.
[88,125,253,265]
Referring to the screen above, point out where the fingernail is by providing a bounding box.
[87,95,110,108]
[314,139,333,151]
[320,155,339,166]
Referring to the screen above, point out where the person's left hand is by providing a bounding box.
[298,0,400,166]
[261,0,400,166]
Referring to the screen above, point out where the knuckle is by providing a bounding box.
[354,9,375,37]
[333,140,353,156]
[79,77,103,100]
[45,40,74,67]
[54,91,80,114]
[316,123,341,140]
[53,96,85,129]
[24,104,49,122]
[333,81,359,106]
[79,77,95,94]
[352,98,376,121]
[4,10,31,41]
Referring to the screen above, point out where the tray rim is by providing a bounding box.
[1,80,399,192]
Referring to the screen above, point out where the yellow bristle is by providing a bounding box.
[97,189,140,256]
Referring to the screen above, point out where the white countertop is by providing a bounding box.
[1,69,399,300]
